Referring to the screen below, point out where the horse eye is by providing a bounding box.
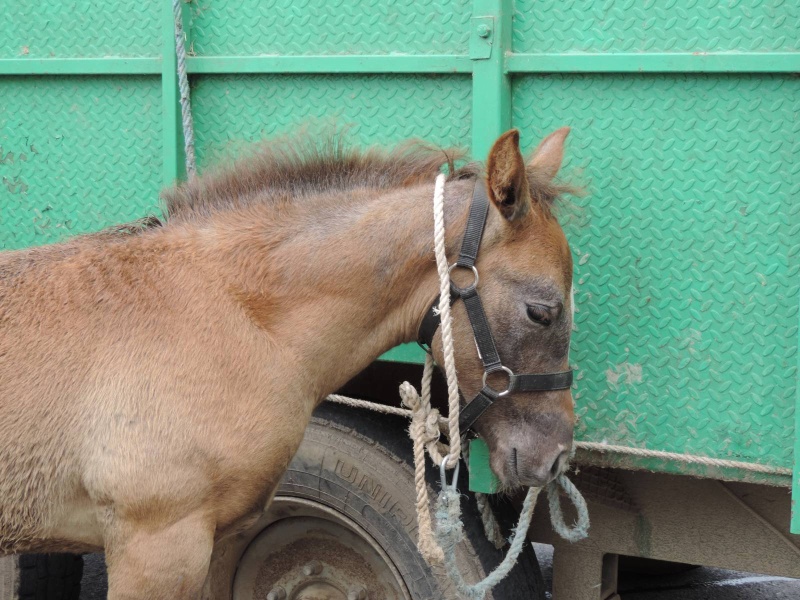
[526,303,553,326]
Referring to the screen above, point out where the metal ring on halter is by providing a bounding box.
[482,365,515,398]
[448,263,479,293]
[439,454,461,490]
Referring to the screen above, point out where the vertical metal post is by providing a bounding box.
[470,0,512,161]
[162,0,186,186]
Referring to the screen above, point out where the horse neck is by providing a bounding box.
[197,180,475,400]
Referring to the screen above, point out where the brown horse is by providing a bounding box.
[0,128,575,598]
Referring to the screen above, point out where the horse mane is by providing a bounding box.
[160,134,475,223]
[149,132,574,226]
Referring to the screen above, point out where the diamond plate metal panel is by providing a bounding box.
[513,0,800,54]
[0,0,160,59]
[188,0,471,56]
[0,76,163,249]
[513,74,799,468]
[191,74,472,167]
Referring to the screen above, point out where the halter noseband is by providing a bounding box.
[417,181,574,433]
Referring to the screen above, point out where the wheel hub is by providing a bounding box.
[233,497,410,600]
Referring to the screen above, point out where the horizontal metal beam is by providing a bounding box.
[508,52,800,73]
[186,54,473,74]
[0,55,472,77]
[2,52,797,77]
[0,58,161,75]
[0,55,471,77]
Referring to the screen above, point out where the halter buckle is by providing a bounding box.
[482,366,515,398]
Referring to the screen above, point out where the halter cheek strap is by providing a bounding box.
[417,182,573,433]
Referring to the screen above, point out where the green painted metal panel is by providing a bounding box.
[187,0,471,56]
[1,0,798,527]
[507,52,800,73]
[0,58,162,76]
[513,0,800,54]
[469,438,501,493]
[0,76,163,249]
[470,0,511,160]
[185,55,473,74]
[190,74,472,168]
[512,73,799,473]
[795,293,800,533]
[0,0,160,59]
[381,344,427,364]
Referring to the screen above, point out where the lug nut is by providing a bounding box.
[347,586,367,600]
[302,560,323,576]
[266,586,287,600]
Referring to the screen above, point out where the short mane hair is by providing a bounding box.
[159,133,573,223]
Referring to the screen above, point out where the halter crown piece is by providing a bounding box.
[417,180,574,433]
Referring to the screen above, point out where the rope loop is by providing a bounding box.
[547,475,591,543]
[436,486,542,599]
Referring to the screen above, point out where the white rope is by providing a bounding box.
[575,441,792,476]
[475,492,506,549]
[326,393,445,423]
[432,174,462,468]
[172,0,196,178]
[401,356,445,563]
[326,396,791,477]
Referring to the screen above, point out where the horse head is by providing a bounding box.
[427,128,575,489]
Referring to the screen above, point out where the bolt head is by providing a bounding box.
[266,586,287,600]
[302,560,323,576]
[476,24,491,38]
[347,586,367,600]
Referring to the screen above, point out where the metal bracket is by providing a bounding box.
[469,17,494,60]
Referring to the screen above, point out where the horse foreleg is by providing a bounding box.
[104,511,214,600]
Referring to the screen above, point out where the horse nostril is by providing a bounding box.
[550,450,569,478]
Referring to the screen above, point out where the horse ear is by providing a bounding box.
[528,127,570,181]
[486,129,531,222]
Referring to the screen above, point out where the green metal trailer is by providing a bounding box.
[1,0,798,598]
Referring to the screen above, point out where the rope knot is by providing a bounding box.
[399,381,421,411]
[424,410,441,443]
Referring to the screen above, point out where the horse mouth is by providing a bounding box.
[505,446,563,489]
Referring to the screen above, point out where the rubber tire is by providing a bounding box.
[0,555,82,600]
[278,402,545,600]
[618,556,699,575]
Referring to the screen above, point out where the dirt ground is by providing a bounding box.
[80,548,800,599]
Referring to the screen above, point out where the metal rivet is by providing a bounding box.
[302,560,323,576]
[266,586,287,600]
[476,24,491,38]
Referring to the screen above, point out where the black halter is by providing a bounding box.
[417,181,574,433]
